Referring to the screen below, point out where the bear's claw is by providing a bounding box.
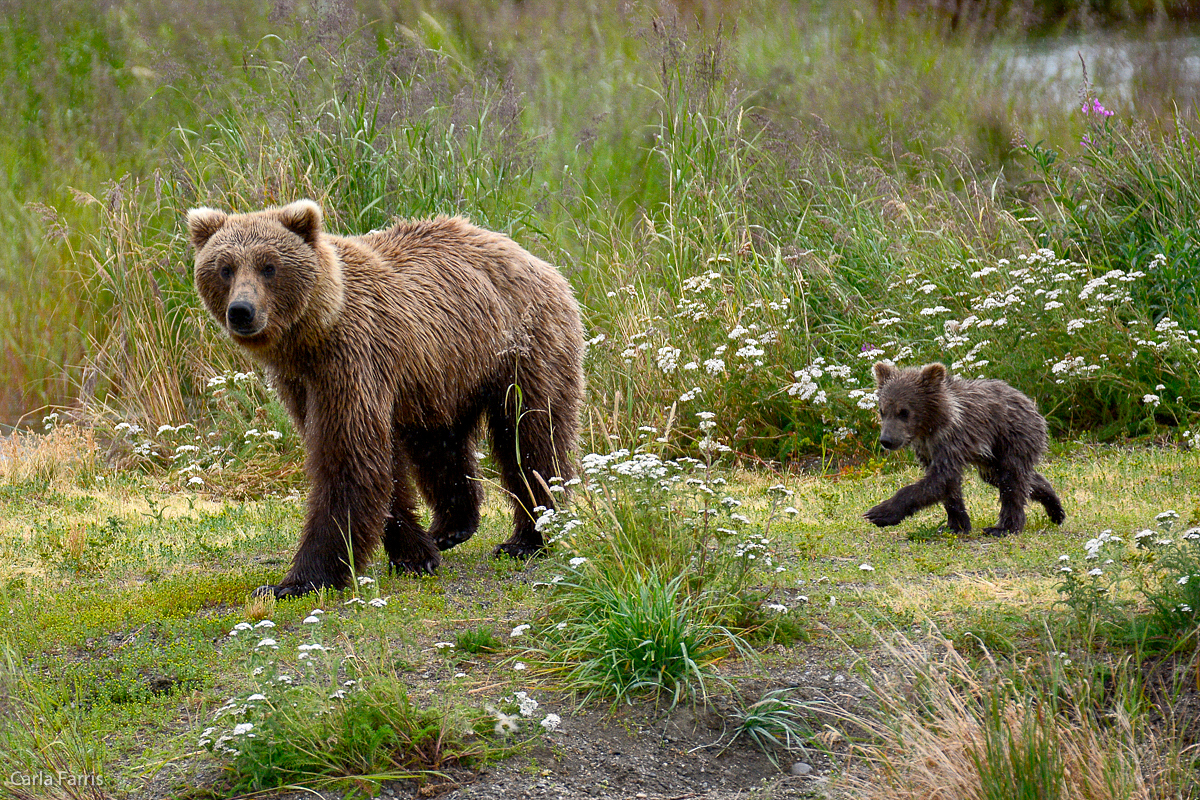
[864,504,904,527]
[982,526,1017,537]
[254,581,322,599]
[389,557,439,576]
[433,529,475,552]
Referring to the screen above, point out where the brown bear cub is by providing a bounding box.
[188,200,584,598]
[864,361,1065,536]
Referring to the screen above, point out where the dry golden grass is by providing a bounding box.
[830,630,1157,800]
[0,424,99,488]
[243,590,276,622]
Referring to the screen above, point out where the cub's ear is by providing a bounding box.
[276,199,323,246]
[186,207,228,252]
[872,361,897,387]
[918,362,949,387]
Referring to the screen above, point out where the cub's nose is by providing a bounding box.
[879,435,902,451]
[227,301,258,334]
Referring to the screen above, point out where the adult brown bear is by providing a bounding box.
[864,361,1065,536]
[188,200,584,598]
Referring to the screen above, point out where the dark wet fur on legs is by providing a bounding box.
[188,202,584,594]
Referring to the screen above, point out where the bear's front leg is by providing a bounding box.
[260,412,395,599]
[942,477,971,533]
[865,464,962,529]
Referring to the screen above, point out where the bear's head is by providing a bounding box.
[187,200,343,352]
[872,361,955,450]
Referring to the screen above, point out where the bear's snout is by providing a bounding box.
[879,434,903,451]
[227,300,261,336]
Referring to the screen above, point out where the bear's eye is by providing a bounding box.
[261,263,276,278]
[219,264,232,280]
[897,409,910,421]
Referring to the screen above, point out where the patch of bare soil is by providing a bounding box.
[386,658,862,800]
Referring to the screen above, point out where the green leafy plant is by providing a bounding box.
[726,688,814,766]
[1056,511,1200,652]
[454,626,501,655]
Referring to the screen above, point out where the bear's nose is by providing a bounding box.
[879,435,901,451]
[227,301,258,334]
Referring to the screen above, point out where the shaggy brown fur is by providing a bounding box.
[188,200,584,598]
[864,361,1065,536]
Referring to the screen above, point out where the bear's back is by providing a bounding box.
[361,216,568,301]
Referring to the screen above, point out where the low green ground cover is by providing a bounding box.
[1,436,1197,797]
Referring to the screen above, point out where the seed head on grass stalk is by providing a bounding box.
[826,628,1155,800]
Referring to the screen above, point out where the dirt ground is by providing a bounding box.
[334,662,858,800]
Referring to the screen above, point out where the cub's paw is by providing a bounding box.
[864,503,905,528]
[389,557,439,576]
[255,581,321,600]
[945,517,972,534]
[982,526,1018,537]
[433,529,475,552]
[493,540,544,560]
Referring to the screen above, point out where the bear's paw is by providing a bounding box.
[864,502,906,528]
[433,528,475,552]
[389,556,439,577]
[493,540,545,560]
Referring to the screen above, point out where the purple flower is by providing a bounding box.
[1082,98,1113,118]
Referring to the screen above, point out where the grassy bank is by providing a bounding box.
[1,430,1199,796]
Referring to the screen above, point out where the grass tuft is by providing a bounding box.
[831,629,1157,800]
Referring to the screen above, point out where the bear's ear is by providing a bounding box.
[872,361,897,387]
[276,200,323,246]
[186,207,228,252]
[918,362,949,388]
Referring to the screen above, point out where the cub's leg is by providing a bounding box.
[980,460,1030,536]
[1030,472,1066,525]
[942,476,971,533]
[865,461,964,528]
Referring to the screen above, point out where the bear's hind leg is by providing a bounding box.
[1030,472,1066,525]
[383,447,440,575]
[488,389,573,560]
[403,425,484,552]
[983,466,1029,536]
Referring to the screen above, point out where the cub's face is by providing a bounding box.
[876,384,919,451]
[187,201,323,350]
[872,361,949,451]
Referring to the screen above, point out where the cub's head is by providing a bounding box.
[187,200,339,350]
[872,361,955,451]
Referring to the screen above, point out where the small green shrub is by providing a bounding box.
[727,688,814,766]
[203,618,495,794]
[1056,511,1200,652]
[530,441,790,706]
[454,627,500,655]
[538,567,742,708]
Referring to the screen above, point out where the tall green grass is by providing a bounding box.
[2,0,1198,461]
